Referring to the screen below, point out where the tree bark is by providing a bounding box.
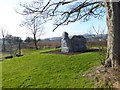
[33,34,38,50]
[2,38,6,52]
[18,39,21,55]
[105,1,120,67]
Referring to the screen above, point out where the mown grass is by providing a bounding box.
[2,48,101,88]
[0,62,2,88]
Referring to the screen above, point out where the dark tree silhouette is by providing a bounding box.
[24,37,34,42]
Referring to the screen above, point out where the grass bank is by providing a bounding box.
[0,62,2,88]
[2,49,100,88]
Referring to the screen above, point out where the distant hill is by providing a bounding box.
[50,37,62,41]
[41,37,62,42]
[41,34,108,42]
[83,34,108,42]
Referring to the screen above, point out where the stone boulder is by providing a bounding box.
[61,32,87,53]
[61,32,73,52]
[71,35,87,52]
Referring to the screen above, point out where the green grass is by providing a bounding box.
[0,62,2,88]
[2,48,101,88]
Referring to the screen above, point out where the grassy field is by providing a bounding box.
[0,62,2,88]
[2,48,101,88]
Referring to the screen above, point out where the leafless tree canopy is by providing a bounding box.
[19,0,105,31]
[0,27,7,52]
[20,14,45,50]
[0,27,7,38]
[21,14,44,36]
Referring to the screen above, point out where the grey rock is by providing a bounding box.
[61,32,87,53]
[71,35,87,52]
[61,32,73,52]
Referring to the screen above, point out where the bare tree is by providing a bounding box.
[5,34,14,55]
[18,0,105,30]
[5,34,23,56]
[0,27,7,52]
[18,0,120,67]
[13,36,23,55]
[21,14,45,50]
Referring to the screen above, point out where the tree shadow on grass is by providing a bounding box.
[42,48,100,55]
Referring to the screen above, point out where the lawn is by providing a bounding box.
[2,48,101,88]
[0,62,2,88]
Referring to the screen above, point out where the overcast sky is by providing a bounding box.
[0,0,108,40]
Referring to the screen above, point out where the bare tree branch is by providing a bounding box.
[18,0,105,31]
[20,13,45,50]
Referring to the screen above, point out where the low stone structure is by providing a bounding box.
[61,32,87,53]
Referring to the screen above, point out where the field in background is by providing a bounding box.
[1,40,107,61]
[86,41,107,48]
[22,40,106,49]
[23,41,61,49]
[2,48,101,88]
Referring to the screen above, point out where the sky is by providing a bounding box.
[0,0,108,40]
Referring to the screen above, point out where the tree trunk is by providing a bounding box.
[18,39,21,55]
[2,38,5,52]
[33,34,38,50]
[105,2,120,67]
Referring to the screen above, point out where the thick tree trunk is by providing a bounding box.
[105,2,120,67]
